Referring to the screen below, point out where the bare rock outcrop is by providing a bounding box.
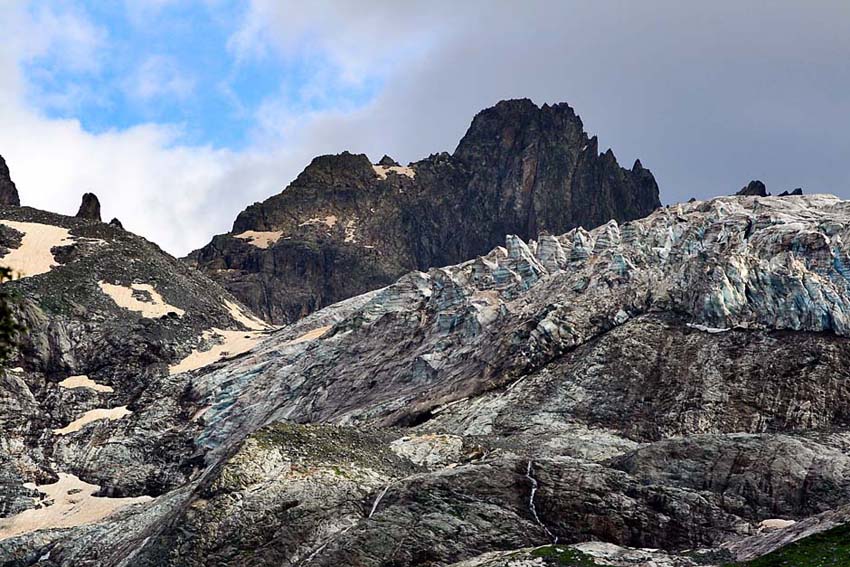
[0,155,20,207]
[736,179,769,196]
[75,192,101,221]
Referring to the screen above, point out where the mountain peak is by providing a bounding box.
[454,98,583,161]
[291,152,376,188]
[195,100,660,324]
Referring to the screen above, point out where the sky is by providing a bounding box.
[1,1,849,255]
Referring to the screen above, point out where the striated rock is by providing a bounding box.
[189,99,661,324]
[609,434,850,519]
[0,155,20,207]
[736,180,769,196]
[75,192,101,221]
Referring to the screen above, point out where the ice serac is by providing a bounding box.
[0,155,20,207]
[75,192,101,221]
[188,99,661,324]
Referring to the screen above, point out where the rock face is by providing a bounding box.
[189,99,661,324]
[75,192,101,221]
[737,182,806,198]
[3,193,850,565]
[736,180,768,196]
[0,155,20,207]
[0,205,270,523]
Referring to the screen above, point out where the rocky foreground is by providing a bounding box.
[2,193,850,565]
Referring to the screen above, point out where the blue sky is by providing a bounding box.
[22,1,382,149]
[2,1,849,255]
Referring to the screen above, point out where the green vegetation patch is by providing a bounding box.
[727,523,850,567]
[530,546,604,566]
[251,422,416,476]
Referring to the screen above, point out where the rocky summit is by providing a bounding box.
[3,190,850,565]
[188,99,661,324]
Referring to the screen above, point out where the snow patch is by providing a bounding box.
[58,375,113,393]
[285,325,331,346]
[99,282,185,318]
[53,406,132,435]
[298,215,338,229]
[344,218,358,243]
[0,473,151,541]
[686,323,731,334]
[234,230,282,249]
[373,164,415,179]
[224,299,269,331]
[0,220,74,279]
[759,518,796,531]
[170,328,266,375]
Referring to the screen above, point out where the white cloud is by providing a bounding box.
[21,2,107,74]
[227,0,442,85]
[124,55,196,101]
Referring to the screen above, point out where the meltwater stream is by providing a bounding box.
[526,461,558,544]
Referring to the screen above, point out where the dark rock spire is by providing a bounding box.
[736,180,768,197]
[76,192,102,221]
[0,155,21,207]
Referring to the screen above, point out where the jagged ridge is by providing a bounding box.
[188,99,661,324]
